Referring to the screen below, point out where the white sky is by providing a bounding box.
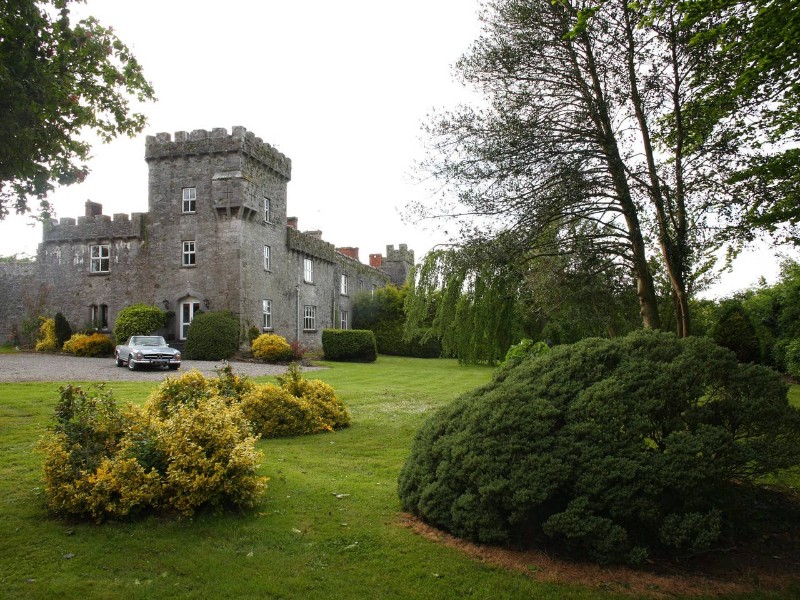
[0,0,795,297]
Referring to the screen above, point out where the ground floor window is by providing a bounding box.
[90,304,108,329]
[303,305,316,331]
[263,299,272,330]
[340,310,348,330]
[181,299,201,340]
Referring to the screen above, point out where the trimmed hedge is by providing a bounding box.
[184,311,239,360]
[63,332,114,357]
[113,304,167,344]
[322,329,377,362]
[398,331,800,565]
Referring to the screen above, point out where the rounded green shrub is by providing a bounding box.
[397,331,800,565]
[711,300,760,363]
[113,304,167,344]
[251,333,294,362]
[184,310,239,360]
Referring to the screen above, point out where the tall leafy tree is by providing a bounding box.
[669,0,800,245]
[413,0,739,336]
[0,0,155,218]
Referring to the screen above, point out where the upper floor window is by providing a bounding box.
[182,240,196,267]
[263,299,273,330]
[90,244,110,273]
[340,274,348,295]
[303,258,313,283]
[264,197,272,223]
[303,305,316,331]
[264,245,271,271]
[182,187,197,213]
[340,310,348,330]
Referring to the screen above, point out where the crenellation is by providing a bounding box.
[43,211,144,243]
[145,125,291,181]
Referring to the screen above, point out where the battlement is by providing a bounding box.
[43,212,145,243]
[144,126,292,181]
[385,243,414,264]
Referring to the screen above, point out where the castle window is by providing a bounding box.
[182,187,197,213]
[340,310,348,330]
[340,274,348,295]
[262,299,272,330]
[358,278,365,292]
[90,244,110,273]
[90,304,109,329]
[263,245,271,271]
[182,241,196,266]
[303,258,313,283]
[303,305,316,331]
[264,197,272,223]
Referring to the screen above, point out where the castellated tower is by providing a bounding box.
[144,126,292,339]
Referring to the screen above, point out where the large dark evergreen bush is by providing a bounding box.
[113,304,166,343]
[184,311,239,360]
[321,329,377,362]
[398,331,800,565]
[53,312,72,349]
[711,300,760,363]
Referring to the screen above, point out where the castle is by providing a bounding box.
[0,126,414,347]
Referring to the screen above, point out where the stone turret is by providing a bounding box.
[380,244,414,286]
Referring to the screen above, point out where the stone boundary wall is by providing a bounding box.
[144,126,292,181]
[0,261,38,340]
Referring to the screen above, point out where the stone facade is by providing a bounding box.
[0,126,414,347]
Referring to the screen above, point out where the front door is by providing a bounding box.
[180,299,201,340]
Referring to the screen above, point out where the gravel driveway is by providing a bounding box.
[0,352,312,383]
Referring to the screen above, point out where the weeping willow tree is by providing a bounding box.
[404,248,525,364]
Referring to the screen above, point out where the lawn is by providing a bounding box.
[1,356,798,599]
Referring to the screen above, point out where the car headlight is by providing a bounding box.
[134,351,143,360]
[174,353,181,361]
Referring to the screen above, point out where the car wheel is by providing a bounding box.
[128,355,137,371]
[115,353,124,367]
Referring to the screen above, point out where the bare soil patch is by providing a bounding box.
[400,489,800,598]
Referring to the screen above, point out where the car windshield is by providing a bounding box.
[132,336,166,346]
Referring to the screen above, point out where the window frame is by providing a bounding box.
[262,299,273,330]
[264,196,272,223]
[89,244,110,273]
[303,258,313,283]
[182,187,197,213]
[340,310,348,330]
[340,273,348,295]
[182,240,196,267]
[303,305,316,331]
[263,245,271,271]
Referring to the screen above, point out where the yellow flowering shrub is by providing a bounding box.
[209,361,255,399]
[154,396,267,515]
[300,379,351,429]
[241,384,321,437]
[145,370,212,418]
[39,383,267,522]
[251,333,294,362]
[35,317,58,352]
[63,332,114,357]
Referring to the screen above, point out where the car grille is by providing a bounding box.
[143,353,173,360]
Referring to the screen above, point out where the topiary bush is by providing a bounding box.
[397,331,800,565]
[113,304,167,344]
[35,317,58,352]
[63,332,114,357]
[184,310,239,360]
[251,333,294,362]
[322,329,377,362]
[54,312,72,349]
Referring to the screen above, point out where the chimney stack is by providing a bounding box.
[287,216,298,229]
[337,247,360,261]
[369,253,383,268]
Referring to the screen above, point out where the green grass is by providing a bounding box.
[0,344,19,353]
[0,358,798,599]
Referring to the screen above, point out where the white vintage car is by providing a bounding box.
[115,335,181,371]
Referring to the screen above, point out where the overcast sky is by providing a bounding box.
[0,0,795,297]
